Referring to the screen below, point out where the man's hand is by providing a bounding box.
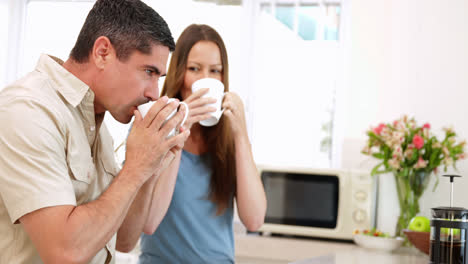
[115,101,189,252]
[124,96,190,183]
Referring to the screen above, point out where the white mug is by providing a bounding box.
[191,78,225,127]
[137,98,189,138]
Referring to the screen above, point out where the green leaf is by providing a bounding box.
[410,150,418,163]
[372,153,384,159]
[384,147,391,160]
[371,163,383,176]
[433,174,439,192]
[430,150,439,165]
[402,167,409,178]
[374,168,393,175]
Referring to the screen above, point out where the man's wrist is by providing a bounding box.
[118,164,149,189]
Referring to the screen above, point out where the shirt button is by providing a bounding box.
[90,126,95,131]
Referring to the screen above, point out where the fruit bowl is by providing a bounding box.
[403,229,430,255]
[353,234,404,252]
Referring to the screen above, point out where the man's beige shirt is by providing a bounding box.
[0,54,121,264]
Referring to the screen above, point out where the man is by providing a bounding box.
[0,0,189,263]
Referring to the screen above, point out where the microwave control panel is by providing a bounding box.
[349,170,376,228]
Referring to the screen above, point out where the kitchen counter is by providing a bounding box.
[116,232,429,264]
[235,233,430,264]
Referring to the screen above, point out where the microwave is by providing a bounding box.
[258,165,377,241]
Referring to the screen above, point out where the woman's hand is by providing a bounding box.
[222,92,248,139]
[182,88,217,130]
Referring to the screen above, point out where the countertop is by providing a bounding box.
[234,233,430,264]
[115,232,430,264]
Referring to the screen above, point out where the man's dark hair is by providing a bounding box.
[70,0,175,63]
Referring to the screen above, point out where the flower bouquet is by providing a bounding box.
[362,116,466,237]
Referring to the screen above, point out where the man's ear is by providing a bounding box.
[92,36,115,70]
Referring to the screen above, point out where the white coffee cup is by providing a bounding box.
[137,98,189,138]
[191,78,225,127]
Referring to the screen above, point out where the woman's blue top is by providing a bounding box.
[139,150,234,264]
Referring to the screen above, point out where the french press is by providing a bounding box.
[430,175,468,264]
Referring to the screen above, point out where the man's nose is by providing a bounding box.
[144,83,159,101]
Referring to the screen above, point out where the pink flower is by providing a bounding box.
[414,157,428,169]
[413,134,424,149]
[423,123,431,129]
[373,123,386,135]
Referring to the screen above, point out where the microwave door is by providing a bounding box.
[262,172,339,229]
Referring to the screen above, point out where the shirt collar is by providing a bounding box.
[35,54,90,108]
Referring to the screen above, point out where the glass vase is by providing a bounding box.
[394,170,431,238]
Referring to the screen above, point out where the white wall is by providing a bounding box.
[341,0,468,234]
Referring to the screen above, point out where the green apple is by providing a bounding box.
[408,216,431,232]
[441,228,461,236]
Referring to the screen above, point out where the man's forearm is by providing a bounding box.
[116,172,159,252]
[20,166,147,263]
[143,150,181,234]
[116,150,182,252]
[63,166,146,261]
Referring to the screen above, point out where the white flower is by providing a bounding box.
[404,148,414,159]
[442,146,450,156]
[443,126,454,134]
[389,158,401,169]
[393,147,403,159]
[362,146,371,155]
[394,122,407,133]
[423,128,429,138]
[443,157,454,166]
[449,137,456,144]
[414,157,428,169]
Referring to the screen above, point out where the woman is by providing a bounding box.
[138,24,267,263]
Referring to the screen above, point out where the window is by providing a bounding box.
[260,0,341,41]
[246,0,344,168]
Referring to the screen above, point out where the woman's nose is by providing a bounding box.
[202,70,211,79]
